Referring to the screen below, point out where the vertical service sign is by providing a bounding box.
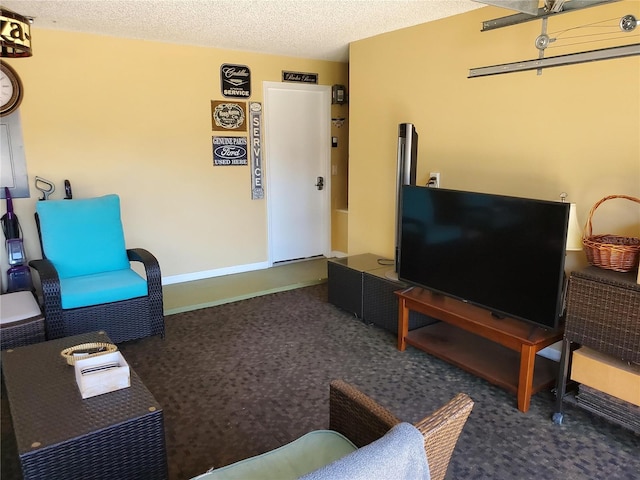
[249,102,264,200]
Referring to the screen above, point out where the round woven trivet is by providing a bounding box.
[60,342,118,365]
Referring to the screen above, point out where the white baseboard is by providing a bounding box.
[162,261,271,285]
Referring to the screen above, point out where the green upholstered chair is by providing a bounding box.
[29,194,164,343]
[192,380,474,480]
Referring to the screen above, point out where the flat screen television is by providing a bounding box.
[398,186,570,330]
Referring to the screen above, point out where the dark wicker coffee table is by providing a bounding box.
[1,331,167,480]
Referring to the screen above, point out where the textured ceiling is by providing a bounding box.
[1,0,485,62]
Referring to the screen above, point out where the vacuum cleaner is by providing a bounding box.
[2,187,32,292]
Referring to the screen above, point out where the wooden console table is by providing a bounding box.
[396,287,563,413]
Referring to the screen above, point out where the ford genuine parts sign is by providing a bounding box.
[212,136,248,166]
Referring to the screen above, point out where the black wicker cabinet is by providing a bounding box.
[362,267,435,334]
[328,254,389,318]
[553,266,640,431]
[328,254,433,333]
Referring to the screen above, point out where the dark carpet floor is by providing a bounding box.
[2,283,639,479]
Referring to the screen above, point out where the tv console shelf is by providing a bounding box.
[396,287,563,413]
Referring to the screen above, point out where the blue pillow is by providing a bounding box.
[36,195,130,279]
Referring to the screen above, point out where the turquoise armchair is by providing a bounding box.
[29,194,165,343]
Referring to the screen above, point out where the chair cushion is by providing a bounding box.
[191,430,357,480]
[36,195,130,279]
[60,269,148,309]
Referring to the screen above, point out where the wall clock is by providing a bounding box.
[0,61,24,116]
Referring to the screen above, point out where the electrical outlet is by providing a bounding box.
[429,172,440,188]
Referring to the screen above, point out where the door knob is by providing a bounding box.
[315,176,324,190]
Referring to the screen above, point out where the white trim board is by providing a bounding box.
[162,261,270,286]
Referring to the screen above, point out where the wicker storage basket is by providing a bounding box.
[583,195,640,273]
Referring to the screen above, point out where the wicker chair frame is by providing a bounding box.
[30,247,165,344]
[329,380,473,480]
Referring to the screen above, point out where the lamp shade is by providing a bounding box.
[566,203,583,251]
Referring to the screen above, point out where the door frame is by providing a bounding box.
[263,81,332,266]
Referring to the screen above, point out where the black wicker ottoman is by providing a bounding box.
[1,331,167,480]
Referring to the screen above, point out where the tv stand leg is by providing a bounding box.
[518,344,536,413]
[397,296,409,351]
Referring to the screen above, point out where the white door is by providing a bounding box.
[264,82,331,265]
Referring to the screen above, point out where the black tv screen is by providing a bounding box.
[399,186,570,330]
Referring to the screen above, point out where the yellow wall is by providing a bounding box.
[349,1,640,273]
[2,29,348,282]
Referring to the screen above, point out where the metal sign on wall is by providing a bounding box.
[249,102,264,200]
[212,136,248,166]
[211,101,246,131]
[282,71,318,84]
[220,63,251,98]
[0,7,32,57]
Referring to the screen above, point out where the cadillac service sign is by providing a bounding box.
[212,136,248,166]
[220,63,251,98]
